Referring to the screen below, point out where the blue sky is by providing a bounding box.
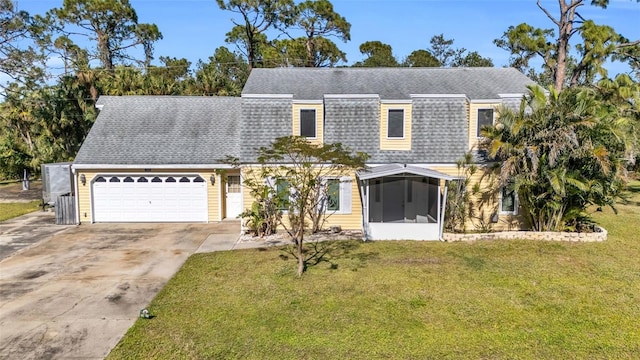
[13,0,640,76]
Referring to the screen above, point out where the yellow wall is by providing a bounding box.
[379,103,412,150]
[292,103,324,145]
[240,167,362,230]
[468,102,499,151]
[430,165,526,231]
[76,168,222,224]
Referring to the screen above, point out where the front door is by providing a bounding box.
[225,175,242,219]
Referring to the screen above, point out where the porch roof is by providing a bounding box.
[356,164,459,181]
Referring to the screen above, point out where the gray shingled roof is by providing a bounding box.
[242,67,536,100]
[74,96,241,165]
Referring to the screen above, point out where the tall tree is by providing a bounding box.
[428,34,493,67]
[495,0,640,91]
[189,46,249,96]
[285,0,350,67]
[403,49,440,67]
[0,0,46,89]
[353,41,399,67]
[49,0,162,71]
[217,0,294,69]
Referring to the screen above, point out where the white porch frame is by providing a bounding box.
[356,164,457,241]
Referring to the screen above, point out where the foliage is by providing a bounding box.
[0,0,46,89]
[108,183,640,359]
[428,34,493,68]
[240,136,368,276]
[481,81,636,231]
[444,152,498,233]
[48,0,163,70]
[217,0,295,69]
[494,0,640,90]
[238,196,280,238]
[353,41,399,67]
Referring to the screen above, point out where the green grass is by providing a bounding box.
[0,201,42,222]
[108,181,640,359]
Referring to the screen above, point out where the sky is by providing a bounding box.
[10,0,640,78]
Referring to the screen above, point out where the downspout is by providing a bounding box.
[439,181,449,241]
[72,166,80,225]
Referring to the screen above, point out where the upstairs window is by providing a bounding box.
[477,108,494,137]
[387,109,404,138]
[300,109,316,138]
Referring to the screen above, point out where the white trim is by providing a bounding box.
[217,173,223,222]
[470,99,502,104]
[298,108,318,139]
[241,94,293,99]
[498,93,525,98]
[381,99,412,104]
[95,104,104,110]
[386,108,406,140]
[410,94,467,99]
[292,99,323,104]
[499,185,519,215]
[72,164,236,170]
[324,94,379,99]
[72,167,80,225]
[476,107,495,138]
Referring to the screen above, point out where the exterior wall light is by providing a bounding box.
[210,174,215,185]
[80,174,86,186]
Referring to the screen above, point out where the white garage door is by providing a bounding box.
[92,175,208,222]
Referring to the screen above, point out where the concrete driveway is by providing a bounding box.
[0,215,242,360]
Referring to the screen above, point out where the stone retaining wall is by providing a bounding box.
[443,226,607,242]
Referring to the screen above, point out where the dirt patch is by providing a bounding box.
[0,181,43,203]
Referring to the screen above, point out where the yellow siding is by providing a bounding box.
[292,103,323,145]
[380,103,411,150]
[468,103,499,151]
[240,168,362,231]
[76,168,222,224]
[430,165,526,231]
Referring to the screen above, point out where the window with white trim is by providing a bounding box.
[387,109,404,138]
[500,183,518,214]
[300,109,316,138]
[477,108,494,137]
[323,177,352,214]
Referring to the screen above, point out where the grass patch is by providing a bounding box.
[108,182,640,359]
[0,201,42,222]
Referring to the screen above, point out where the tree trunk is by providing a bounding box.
[295,230,305,277]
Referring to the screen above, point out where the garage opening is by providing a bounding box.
[92,175,208,223]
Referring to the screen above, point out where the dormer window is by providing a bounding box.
[477,108,494,137]
[300,109,316,138]
[387,109,404,138]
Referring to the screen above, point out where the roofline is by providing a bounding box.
[357,164,460,181]
[324,94,379,99]
[241,94,293,98]
[72,164,237,170]
[410,94,467,98]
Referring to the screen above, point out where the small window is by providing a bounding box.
[123,177,134,182]
[109,177,120,183]
[95,176,106,182]
[387,109,404,138]
[165,177,176,182]
[477,109,494,137]
[300,109,316,138]
[179,177,190,183]
[193,177,205,183]
[276,179,290,210]
[500,184,518,214]
[151,177,162,183]
[227,176,241,193]
[137,177,148,183]
[327,179,340,211]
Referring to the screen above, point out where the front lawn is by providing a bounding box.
[108,181,640,359]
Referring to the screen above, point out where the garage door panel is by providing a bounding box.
[92,175,208,223]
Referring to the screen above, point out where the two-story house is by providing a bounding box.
[72,67,536,240]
